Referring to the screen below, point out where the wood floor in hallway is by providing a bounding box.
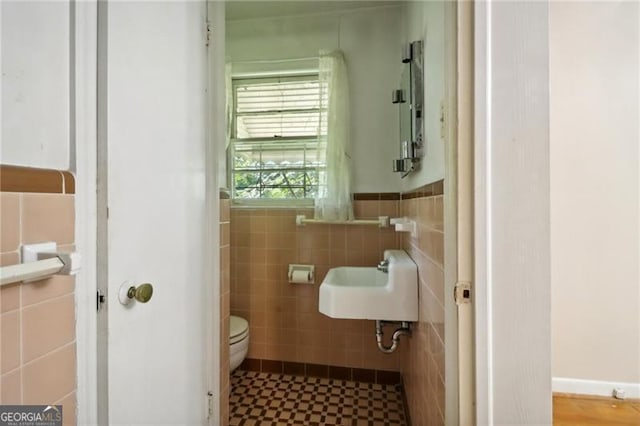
[554,394,640,425]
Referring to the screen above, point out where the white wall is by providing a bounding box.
[1,3,99,424]
[401,1,446,191]
[226,6,404,193]
[550,1,640,390]
[1,1,71,169]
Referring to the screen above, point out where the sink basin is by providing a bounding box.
[319,249,418,322]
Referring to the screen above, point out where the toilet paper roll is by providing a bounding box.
[290,270,311,283]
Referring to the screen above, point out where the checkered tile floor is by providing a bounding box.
[229,370,408,426]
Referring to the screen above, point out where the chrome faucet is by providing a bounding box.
[377,259,389,273]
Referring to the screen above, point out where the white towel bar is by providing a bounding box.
[0,242,81,287]
[0,257,65,287]
[296,215,389,228]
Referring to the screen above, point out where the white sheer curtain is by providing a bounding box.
[225,63,233,149]
[315,49,354,221]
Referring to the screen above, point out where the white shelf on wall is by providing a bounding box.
[390,217,417,238]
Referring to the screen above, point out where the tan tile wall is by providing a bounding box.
[400,194,445,425]
[219,197,230,426]
[230,200,403,371]
[0,192,77,425]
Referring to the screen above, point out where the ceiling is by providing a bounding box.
[225,0,404,21]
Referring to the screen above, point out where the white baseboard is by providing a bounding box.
[553,377,640,399]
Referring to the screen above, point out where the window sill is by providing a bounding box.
[231,199,314,210]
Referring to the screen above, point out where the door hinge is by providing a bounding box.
[207,391,214,418]
[205,21,212,47]
[454,282,471,305]
[97,289,106,312]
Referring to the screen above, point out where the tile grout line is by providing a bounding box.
[18,193,24,405]
[18,193,23,262]
[19,340,76,372]
[20,290,75,311]
[1,364,21,378]
[54,389,75,405]
[19,289,23,406]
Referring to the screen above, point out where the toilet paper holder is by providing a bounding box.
[288,264,315,284]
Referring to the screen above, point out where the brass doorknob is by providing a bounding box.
[127,283,153,303]
[118,281,154,305]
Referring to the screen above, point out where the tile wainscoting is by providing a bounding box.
[227,180,445,425]
[239,357,402,386]
[400,180,445,426]
[230,201,403,372]
[0,165,77,426]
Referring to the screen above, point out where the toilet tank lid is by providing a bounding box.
[230,315,249,338]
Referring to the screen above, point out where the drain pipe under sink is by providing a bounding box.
[375,320,412,353]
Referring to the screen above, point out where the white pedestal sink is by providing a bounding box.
[319,249,418,322]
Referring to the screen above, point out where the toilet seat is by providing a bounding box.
[229,315,249,372]
[230,315,249,345]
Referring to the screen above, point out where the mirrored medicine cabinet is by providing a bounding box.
[392,40,423,178]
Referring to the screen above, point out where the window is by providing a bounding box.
[230,75,327,200]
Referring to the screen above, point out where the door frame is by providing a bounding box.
[473,1,552,423]
[443,1,461,424]
[95,0,108,422]
[444,1,475,425]
[205,1,226,425]
[74,1,221,424]
[73,0,99,424]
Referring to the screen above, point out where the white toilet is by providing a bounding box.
[229,315,249,371]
